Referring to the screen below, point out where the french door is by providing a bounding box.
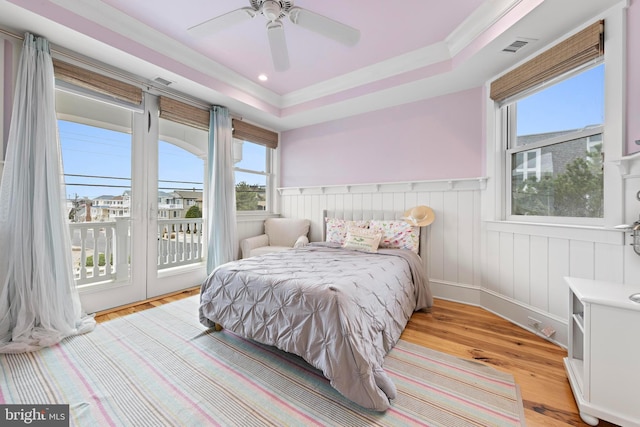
[147,99,208,298]
[58,90,207,313]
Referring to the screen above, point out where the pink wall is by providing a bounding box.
[627,0,640,155]
[281,2,640,186]
[280,87,484,187]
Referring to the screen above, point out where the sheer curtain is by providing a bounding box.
[0,33,95,353]
[206,106,237,273]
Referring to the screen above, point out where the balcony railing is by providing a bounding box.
[157,219,204,269]
[158,203,184,210]
[69,218,203,287]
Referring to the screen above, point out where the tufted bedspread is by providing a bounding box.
[199,243,432,411]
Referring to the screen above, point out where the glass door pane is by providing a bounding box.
[57,89,142,312]
[60,119,132,286]
[148,116,207,297]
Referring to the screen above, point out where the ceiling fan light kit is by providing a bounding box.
[262,0,283,21]
[188,0,360,71]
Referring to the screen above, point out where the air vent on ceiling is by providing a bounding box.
[502,38,533,53]
[153,76,173,86]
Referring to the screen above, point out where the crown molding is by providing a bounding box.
[281,42,451,108]
[446,0,527,57]
[48,0,281,107]
[282,0,534,108]
[48,0,530,112]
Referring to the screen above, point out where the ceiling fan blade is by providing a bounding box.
[188,7,256,37]
[266,20,290,72]
[287,7,360,46]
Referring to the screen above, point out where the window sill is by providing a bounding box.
[484,220,625,245]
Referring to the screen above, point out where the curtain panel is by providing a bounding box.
[207,106,237,273]
[0,33,95,353]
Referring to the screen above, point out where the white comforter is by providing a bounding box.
[199,244,432,411]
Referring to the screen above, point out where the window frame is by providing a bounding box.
[487,7,626,230]
[233,138,275,214]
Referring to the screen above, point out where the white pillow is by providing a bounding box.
[342,226,381,253]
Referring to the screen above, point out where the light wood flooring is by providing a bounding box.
[95,288,619,427]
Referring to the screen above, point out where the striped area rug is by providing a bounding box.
[0,296,525,426]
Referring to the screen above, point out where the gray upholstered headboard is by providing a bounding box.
[322,210,428,258]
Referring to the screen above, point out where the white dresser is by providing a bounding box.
[564,277,640,427]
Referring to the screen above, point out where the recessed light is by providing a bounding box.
[258,74,268,81]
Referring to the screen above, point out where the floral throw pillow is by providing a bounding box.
[342,226,381,253]
[369,220,420,253]
[325,218,370,245]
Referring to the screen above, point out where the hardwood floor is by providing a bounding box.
[94,287,201,323]
[95,290,619,427]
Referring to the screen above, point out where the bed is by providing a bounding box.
[199,210,433,411]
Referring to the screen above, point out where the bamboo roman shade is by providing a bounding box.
[232,118,278,149]
[158,96,210,131]
[53,59,143,105]
[53,60,278,146]
[157,98,279,146]
[490,20,604,103]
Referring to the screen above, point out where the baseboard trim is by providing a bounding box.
[429,280,482,306]
[431,280,568,348]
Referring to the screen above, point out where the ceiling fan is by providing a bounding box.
[188,0,360,72]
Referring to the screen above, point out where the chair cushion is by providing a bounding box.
[265,218,310,247]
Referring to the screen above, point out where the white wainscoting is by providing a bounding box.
[278,178,486,309]
[482,221,628,347]
[275,176,640,349]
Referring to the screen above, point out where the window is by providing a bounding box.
[157,137,205,222]
[57,90,134,223]
[505,63,604,220]
[59,119,133,221]
[233,139,272,212]
[156,99,278,214]
[56,89,135,286]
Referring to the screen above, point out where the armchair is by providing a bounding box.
[240,217,311,258]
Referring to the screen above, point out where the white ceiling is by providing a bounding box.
[0,0,622,131]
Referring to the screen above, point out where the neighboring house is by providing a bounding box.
[157,191,184,219]
[90,194,130,221]
[174,190,203,217]
[68,190,203,222]
[513,128,603,185]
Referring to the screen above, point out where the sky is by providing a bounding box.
[516,63,604,136]
[59,120,266,200]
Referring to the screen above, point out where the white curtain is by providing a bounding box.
[0,33,95,353]
[206,106,237,273]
